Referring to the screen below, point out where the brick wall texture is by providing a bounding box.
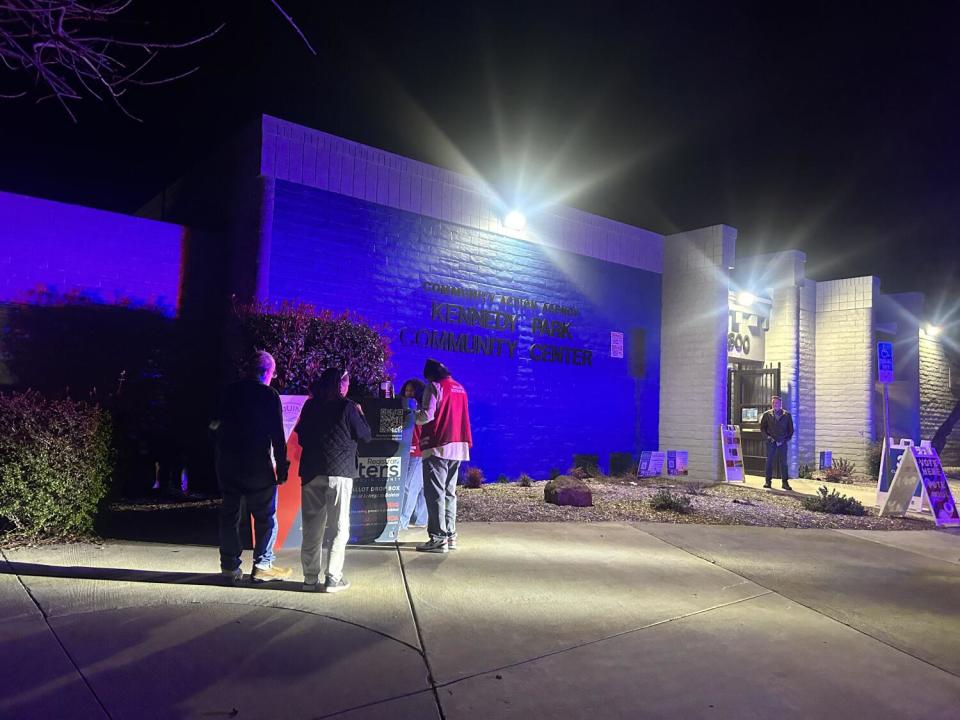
[919,335,960,466]
[1,191,185,315]
[814,277,878,470]
[267,181,663,481]
[659,225,736,480]
[260,115,664,273]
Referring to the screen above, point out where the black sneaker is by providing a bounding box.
[447,535,458,550]
[763,482,772,489]
[324,576,351,594]
[417,538,448,554]
[781,482,794,492]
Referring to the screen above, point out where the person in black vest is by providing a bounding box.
[211,351,292,584]
[760,395,794,491]
[295,367,371,593]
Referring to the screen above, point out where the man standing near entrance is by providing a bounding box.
[415,359,472,553]
[760,395,794,491]
[212,351,293,583]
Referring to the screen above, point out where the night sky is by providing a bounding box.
[1,1,957,316]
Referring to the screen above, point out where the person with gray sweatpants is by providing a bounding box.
[415,359,473,554]
[294,367,371,592]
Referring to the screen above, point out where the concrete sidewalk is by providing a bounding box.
[2,522,959,719]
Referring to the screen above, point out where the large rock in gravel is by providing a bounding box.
[544,475,593,507]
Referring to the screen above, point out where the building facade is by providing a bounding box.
[3,114,957,483]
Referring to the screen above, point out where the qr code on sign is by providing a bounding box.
[380,409,404,435]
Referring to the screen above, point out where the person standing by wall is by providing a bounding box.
[398,378,428,530]
[295,367,371,593]
[760,395,794,491]
[416,359,472,554]
[211,351,293,583]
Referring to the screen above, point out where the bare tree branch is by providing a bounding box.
[0,1,316,121]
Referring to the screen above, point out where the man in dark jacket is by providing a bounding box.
[212,351,292,583]
[760,395,794,491]
[295,367,371,593]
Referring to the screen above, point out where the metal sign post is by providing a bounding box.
[877,342,895,495]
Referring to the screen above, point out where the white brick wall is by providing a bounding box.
[766,285,800,473]
[919,335,960,466]
[660,225,737,479]
[260,115,664,272]
[797,281,817,467]
[814,277,878,470]
[739,250,813,477]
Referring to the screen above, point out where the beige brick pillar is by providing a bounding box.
[659,225,737,480]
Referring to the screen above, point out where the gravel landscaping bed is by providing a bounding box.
[457,478,934,530]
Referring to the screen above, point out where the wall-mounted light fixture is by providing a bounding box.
[504,210,527,231]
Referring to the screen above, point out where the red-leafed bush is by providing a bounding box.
[463,466,484,489]
[233,300,392,394]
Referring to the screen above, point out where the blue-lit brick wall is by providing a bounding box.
[269,180,661,480]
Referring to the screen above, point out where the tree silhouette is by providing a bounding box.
[0,0,313,121]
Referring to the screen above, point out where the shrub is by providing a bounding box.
[649,489,693,514]
[798,463,813,479]
[0,391,113,540]
[548,467,561,480]
[867,442,883,478]
[823,457,856,484]
[518,473,533,487]
[569,466,592,480]
[682,481,709,496]
[831,457,856,477]
[496,473,509,484]
[233,300,392,394]
[464,466,484,489]
[609,452,635,477]
[572,454,600,476]
[801,486,866,516]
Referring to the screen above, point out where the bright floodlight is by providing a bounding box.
[925,323,942,337]
[737,291,756,307]
[504,210,527,231]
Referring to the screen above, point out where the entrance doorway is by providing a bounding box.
[728,361,781,476]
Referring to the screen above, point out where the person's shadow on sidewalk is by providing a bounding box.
[0,561,309,592]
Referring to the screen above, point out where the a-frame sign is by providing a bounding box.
[879,444,960,527]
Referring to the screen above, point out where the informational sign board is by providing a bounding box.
[912,445,960,526]
[638,451,666,477]
[352,398,415,544]
[666,450,688,476]
[875,438,924,513]
[719,424,745,482]
[877,342,895,384]
[273,395,413,550]
[881,445,960,526]
[819,451,832,470]
[610,331,624,359]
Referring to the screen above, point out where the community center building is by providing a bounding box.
[2,114,957,481]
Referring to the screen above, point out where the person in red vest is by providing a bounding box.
[415,359,473,553]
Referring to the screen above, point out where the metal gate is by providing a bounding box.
[728,362,781,476]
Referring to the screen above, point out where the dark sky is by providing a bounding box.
[2,1,958,314]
